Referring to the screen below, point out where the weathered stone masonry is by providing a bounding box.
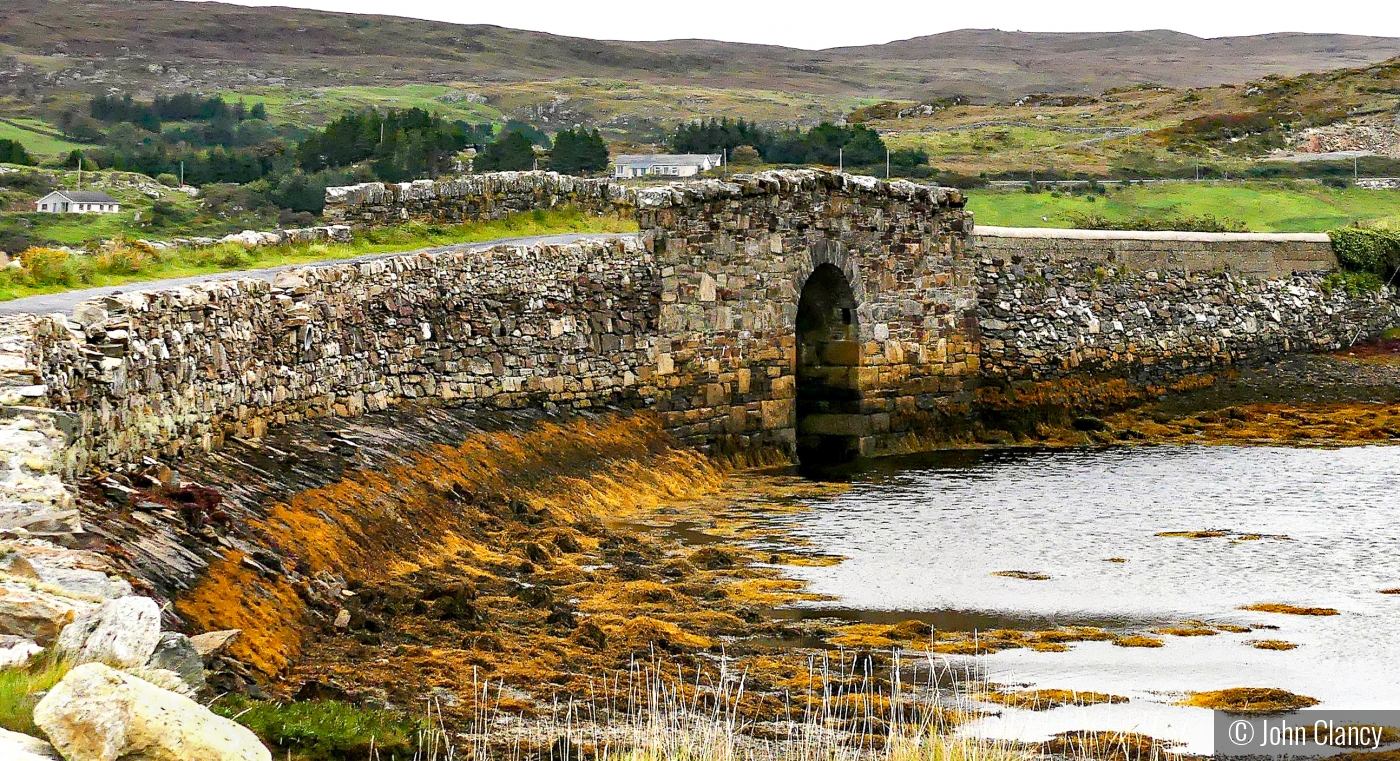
[4,172,1399,478]
[974,226,1400,382]
[23,171,973,471]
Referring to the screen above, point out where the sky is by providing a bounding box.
[179,0,1399,49]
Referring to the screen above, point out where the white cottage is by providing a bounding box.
[613,154,723,179]
[34,190,122,214]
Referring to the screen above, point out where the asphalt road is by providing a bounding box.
[0,232,635,317]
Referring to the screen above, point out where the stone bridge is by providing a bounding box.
[2,170,1397,479]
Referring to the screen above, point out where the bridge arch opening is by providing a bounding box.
[795,263,864,467]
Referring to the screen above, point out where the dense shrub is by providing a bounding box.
[1067,212,1249,233]
[1329,227,1400,278]
[17,247,84,286]
[0,139,34,166]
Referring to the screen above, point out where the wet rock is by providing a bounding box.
[0,727,60,761]
[56,595,161,669]
[146,632,206,693]
[1072,416,1108,432]
[34,662,272,761]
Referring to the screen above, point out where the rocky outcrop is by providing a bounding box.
[34,663,271,761]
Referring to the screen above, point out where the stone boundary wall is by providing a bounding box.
[974,227,1400,381]
[323,172,624,226]
[31,237,660,472]
[974,226,1337,280]
[138,225,354,252]
[15,170,968,470]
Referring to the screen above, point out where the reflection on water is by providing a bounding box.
[772,445,1400,752]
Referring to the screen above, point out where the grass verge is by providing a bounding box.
[210,696,423,761]
[0,207,638,302]
[968,182,1400,232]
[0,656,72,737]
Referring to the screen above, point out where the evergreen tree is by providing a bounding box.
[474,131,536,172]
[0,139,34,166]
[548,128,609,174]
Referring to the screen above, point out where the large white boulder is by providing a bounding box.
[56,596,161,669]
[34,663,271,761]
[0,727,60,760]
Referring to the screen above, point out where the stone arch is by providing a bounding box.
[795,259,865,466]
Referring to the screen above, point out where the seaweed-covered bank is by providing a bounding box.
[45,343,1400,759]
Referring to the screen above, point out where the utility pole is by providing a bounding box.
[76,151,82,189]
[886,148,891,178]
[839,148,843,173]
[180,161,185,187]
[1354,155,1359,183]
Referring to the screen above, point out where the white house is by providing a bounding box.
[34,190,122,214]
[613,154,723,179]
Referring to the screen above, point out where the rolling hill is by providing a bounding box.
[3,0,1400,103]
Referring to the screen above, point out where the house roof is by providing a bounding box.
[614,154,721,166]
[42,190,120,203]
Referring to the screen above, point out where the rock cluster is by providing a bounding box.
[36,663,270,761]
[2,317,265,759]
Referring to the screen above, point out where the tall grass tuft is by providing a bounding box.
[0,655,71,737]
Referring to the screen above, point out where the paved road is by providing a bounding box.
[0,232,635,317]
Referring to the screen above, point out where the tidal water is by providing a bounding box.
[772,445,1400,753]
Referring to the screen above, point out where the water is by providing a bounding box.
[770,445,1400,753]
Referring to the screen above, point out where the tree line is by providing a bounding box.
[671,118,929,173]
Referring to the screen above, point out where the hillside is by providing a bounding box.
[3,0,1400,105]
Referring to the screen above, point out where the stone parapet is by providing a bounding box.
[31,237,661,471]
[322,169,965,228]
[974,226,1337,280]
[974,228,1399,381]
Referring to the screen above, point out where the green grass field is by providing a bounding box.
[968,182,1400,232]
[0,208,638,302]
[0,118,99,158]
[224,84,505,128]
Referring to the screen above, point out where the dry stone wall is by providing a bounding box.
[323,172,624,226]
[974,227,1400,381]
[32,237,660,471]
